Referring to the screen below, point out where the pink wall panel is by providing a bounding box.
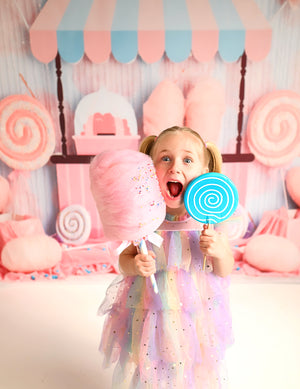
[56,164,103,239]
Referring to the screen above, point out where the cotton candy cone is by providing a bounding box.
[89,149,166,241]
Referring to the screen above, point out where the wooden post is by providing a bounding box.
[55,53,67,157]
[222,51,254,163]
[236,51,247,155]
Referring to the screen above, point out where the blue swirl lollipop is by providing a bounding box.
[184,172,239,225]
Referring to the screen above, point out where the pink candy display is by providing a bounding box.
[0,95,55,170]
[247,90,300,167]
[89,149,166,241]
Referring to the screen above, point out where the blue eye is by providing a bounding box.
[162,156,170,162]
[184,158,192,164]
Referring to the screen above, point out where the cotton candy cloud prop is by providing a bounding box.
[143,80,185,136]
[2,234,62,273]
[185,79,226,144]
[0,215,62,274]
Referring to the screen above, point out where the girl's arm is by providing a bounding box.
[199,228,234,277]
[119,243,156,277]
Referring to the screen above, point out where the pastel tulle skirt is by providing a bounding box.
[98,268,233,389]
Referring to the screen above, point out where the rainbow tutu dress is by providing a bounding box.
[98,214,233,388]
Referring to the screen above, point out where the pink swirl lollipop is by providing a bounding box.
[0,95,55,170]
[56,204,92,246]
[247,90,300,167]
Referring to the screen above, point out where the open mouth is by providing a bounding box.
[167,181,183,199]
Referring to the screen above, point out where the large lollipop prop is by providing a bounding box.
[90,149,166,294]
[184,172,239,270]
[246,90,300,167]
[0,94,55,170]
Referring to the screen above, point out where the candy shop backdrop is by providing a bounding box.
[0,0,300,281]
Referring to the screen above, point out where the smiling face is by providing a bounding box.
[152,130,209,216]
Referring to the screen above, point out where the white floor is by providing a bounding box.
[1,274,300,389]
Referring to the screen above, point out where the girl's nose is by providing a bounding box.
[169,161,181,174]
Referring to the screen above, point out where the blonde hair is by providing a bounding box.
[139,126,222,173]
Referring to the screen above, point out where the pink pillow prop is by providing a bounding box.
[143,80,184,136]
[0,216,45,254]
[286,166,300,207]
[0,176,10,213]
[1,234,62,273]
[244,234,300,273]
[185,79,225,144]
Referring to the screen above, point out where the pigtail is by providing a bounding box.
[206,142,222,173]
[139,135,157,156]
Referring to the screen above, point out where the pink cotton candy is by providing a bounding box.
[185,79,225,144]
[143,80,184,136]
[90,149,166,241]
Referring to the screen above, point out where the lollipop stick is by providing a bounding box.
[138,239,159,294]
[203,255,207,272]
[202,223,209,271]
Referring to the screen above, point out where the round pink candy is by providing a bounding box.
[0,95,55,170]
[247,90,300,167]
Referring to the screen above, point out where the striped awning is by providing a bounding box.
[30,0,272,64]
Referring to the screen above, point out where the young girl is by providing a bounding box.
[99,126,234,388]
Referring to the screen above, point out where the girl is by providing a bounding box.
[99,126,234,388]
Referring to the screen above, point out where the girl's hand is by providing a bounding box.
[199,226,229,258]
[199,226,234,277]
[133,251,156,277]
